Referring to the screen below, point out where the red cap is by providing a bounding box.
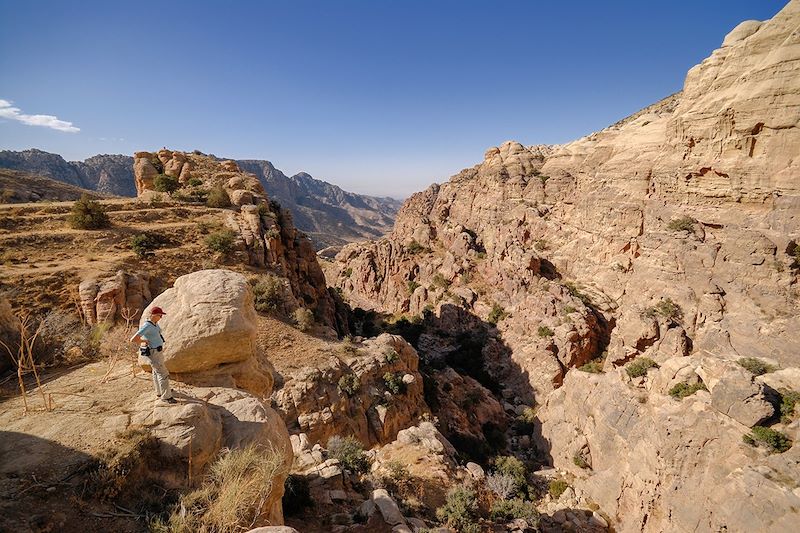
[151,306,166,316]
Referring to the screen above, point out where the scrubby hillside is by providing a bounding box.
[0,168,111,203]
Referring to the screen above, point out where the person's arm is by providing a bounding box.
[130,325,150,346]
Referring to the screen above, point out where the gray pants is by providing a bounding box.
[147,350,173,400]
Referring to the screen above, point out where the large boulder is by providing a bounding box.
[143,269,258,373]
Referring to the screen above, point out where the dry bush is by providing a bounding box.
[292,308,314,332]
[34,311,104,365]
[152,444,286,533]
[85,428,161,501]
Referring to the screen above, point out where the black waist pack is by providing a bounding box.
[139,347,151,357]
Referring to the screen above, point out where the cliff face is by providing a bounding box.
[331,2,800,530]
[0,149,136,196]
[238,159,401,249]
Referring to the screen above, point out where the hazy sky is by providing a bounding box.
[0,0,788,198]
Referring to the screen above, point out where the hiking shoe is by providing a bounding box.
[162,397,178,404]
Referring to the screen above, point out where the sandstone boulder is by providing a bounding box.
[143,269,258,373]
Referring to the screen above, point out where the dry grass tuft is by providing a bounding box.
[152,444,286,533]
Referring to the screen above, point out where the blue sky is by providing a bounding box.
[0,0,788,198]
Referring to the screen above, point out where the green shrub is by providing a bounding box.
[738,357,777,376]
[407,280,420,294]
[476,251,486,260]
[282,474,312,517]
[534,239,548,251]
[564,281,592,305]
[537,325,554,337]
[548,479,569,499]
[626,357,658,378]
[204,229,238,254]
[337,373,360,398]
[642,298,682,321]
[206,185,231,208]
[744,426,792,453]
[406,240,429,255]
[251,274,283,313]
[187,177,203,187]
[573,453,589,469]
[153,174,179,193]
[779,389,800,423]
[435,486,478,531]
[539,175,550,184]
[327,436,371,474]
[383,372,407,395]
[578,360,604,373]
[669,381,707,399]
[490,498,539,523]
[488,303,509,325]
[130,233,162,259]
[514,407,537,434]
[68,194,109,230]
[384,348,399,363]
[344,267,353,278]
[563,305,577,314]
[431,273,451,290]
[494,455,526,494]
[292,307,314,331]
[667,216,697,232]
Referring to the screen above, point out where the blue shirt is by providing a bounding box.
[133,321,164,349]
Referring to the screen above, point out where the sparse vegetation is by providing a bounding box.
[406,240,429,255]
[573,453,590,469]
[407,280,420,294]
[667,216,697,232]
[563,305,577,314]
[743,426,792,453]
[548,479,569,499]
[537,325,554,337]
[343,267,353,278]
[534,239,548,251]
[384,348,399,363]
[578,360,604,373]
[204,229,238,255]
[539,175,550,184]
[383,371,407,395]
[206,184,231,208]
[642,298,682,321]
[187,177,203,187]
[153,174,179,194]
[150,443,285,533]
[488,303,509,325]
[494,455,527,495]
[431,273,451,290]
[337,373,361,397]
[436,486,478,532]
[625,357,658,378]
[292,307,314,331]
[779,389,800,423]
[68,194,109,230]
[514,406,537,434]
[669,381,707,399]
[564,281,592,305]
[737,357,777,376]
[327,436,371,474]
[251,274,283,313]
[486,473,517,500]
[130,233,162,259]
[490,498,539,524]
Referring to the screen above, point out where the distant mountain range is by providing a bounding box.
[0,149,402,249]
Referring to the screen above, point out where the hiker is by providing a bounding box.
[130,306,176,404]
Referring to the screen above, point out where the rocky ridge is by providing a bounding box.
[329,2,800,531]
[0,148,401,249]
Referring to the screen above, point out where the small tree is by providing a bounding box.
[327,436,371,474]
[205,229,238,254]
[130,233,162,258]
[153,174,179,194]
[436,486,478,531]
[206,185,231,208]
[68,194,109,230]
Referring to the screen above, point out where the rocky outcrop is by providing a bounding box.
[139,270,273,396]
[79,270,156,325]
[238,160,402,250]
[535,363,799,532]
[274,334,427,447]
